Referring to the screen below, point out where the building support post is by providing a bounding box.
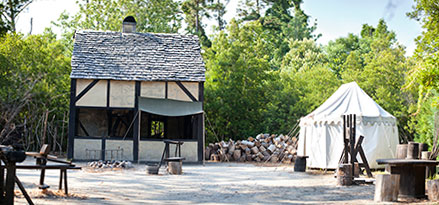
[67,79,77,159]
[133,81,140,162]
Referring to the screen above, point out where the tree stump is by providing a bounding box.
[336,164,352,186]
[374,174,399,202]
[168,161,182,175]
[428,179,439,201]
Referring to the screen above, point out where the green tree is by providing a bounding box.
[182,0,226,47]
[325,34,361,78]
[0,31,70,150]
[0,0,33,34]
[204,20,271,141]
[405,0,439,145]
[261,0,319,70]
[263,39,339,135]
[339,19,414,140]
[237,0,266,21]
[53,0,182,51]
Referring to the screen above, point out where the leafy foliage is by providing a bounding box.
[204,20,271,141]
[0,0,32,34]
[0,32,70,150]
[405,0,439,144]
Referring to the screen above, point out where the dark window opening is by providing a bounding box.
[77,108,108,137]
[76,108,135,138]
[140,112,196,140]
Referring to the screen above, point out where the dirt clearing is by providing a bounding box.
[12,160,430,204]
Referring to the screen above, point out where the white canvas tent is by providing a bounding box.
[297,82,399,169]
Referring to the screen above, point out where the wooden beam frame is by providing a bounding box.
[75,79,100,102]
[176,81,197,102]
[133,81,140,162]
[67,79,77,159]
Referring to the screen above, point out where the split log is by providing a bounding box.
[267,144,276,153]
[245,148,251,155]
[262,151,270,157]
[228,143,235,155]
[233,150,241,161]
[259,146,266,153]
[251,146,259,154]
[246,155,252,162]
[239,155,246,162]
[254,141,261,147]
[210,154,219,162]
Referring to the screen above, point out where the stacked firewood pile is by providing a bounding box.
[206,134,298,163]
[87,160,133,169]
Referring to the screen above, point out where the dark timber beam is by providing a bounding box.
[67,79,77,159]
[133,81,140,162]
[198,82,205,163]
[176,81,197,102]
[78,120,90,137]
[165,81,168,99]
[75,79,99,102]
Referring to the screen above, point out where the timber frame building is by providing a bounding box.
[67,18,205,162]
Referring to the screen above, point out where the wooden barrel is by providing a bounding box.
[337,164,352,186]
[418,143,429,159]
[407,142,419,159]
[396,144,408,159]
[294,156,308,172]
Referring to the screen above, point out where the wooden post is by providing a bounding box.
[67,79,77,159]
[133,81,140,162]
[343,115,348,163]
[374,174,400,202]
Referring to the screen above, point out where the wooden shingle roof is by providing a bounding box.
[70,30,205,82]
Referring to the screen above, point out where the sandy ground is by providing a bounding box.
[10,159,429,204]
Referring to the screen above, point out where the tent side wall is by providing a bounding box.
[298,118,398,169]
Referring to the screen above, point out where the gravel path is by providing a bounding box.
[11,160,428,204]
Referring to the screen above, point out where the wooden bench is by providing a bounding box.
[25,144,80,194]
[12,164,81,195]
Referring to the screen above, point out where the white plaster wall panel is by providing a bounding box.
[140,81,166,99]
[168,82,191,102]
[109,80,135,108]
[76,79,107,107]
[74,139,101,160]
[105,140,133,161]
[139,141,165,161]
[175,142,198,162]
[182,82,199,101]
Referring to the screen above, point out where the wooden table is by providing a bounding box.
[376,159,439,198]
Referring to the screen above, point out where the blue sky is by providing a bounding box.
[17,0,421,55]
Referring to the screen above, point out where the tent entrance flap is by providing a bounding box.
[139,97,203,117]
